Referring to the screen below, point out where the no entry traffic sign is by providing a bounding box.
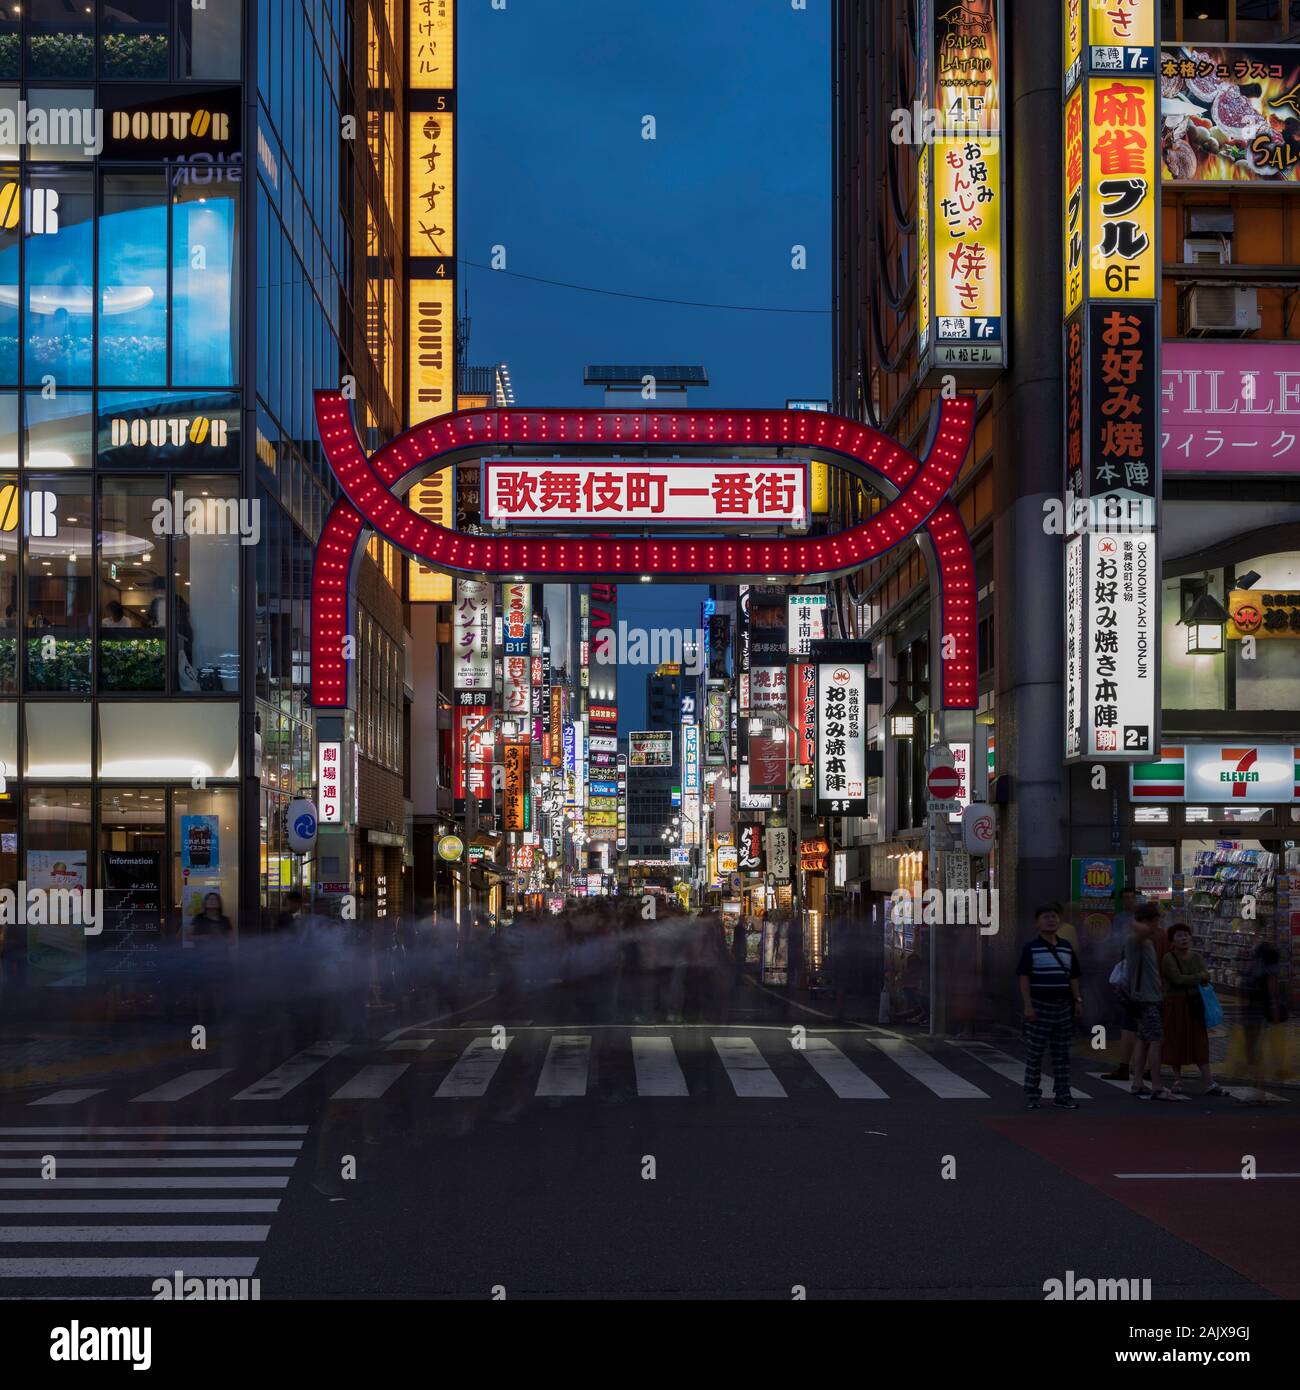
[927,765,961,800]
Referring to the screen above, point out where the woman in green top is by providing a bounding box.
[1162,924,1228,1096]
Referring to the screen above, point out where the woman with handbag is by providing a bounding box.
[1161,924,1229,1097]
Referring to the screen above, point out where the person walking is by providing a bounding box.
[1237,923,1286,1106]
[1017,903,1083,1110]
[1162,923,1228,1096]
[1102,898,1164,1081]
[1124,909,1182,1101]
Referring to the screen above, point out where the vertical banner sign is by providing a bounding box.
[617,753,627,851]
[318,740,342,824]
[789,662,817,768]
[454,580,492,689]
[918,0,1005,378]
[705,680,727,764]
[550,685,564,767]
[816,658,868,814]
[1062,0,1160,762]
[749,587,788,711]
[765,828,791,883]
[502,582,531,721]
[738,823,764,874]
[407,1,455,428]
[1065,531,1156,758]
[454,692,492,801]
[750,731,788,792]
[407,474,454,601]
[738,585,751,715]
[683,724,700,795]
[504,739,530,832]
[787,593,827,656]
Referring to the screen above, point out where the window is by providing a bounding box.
[25,391,93,469]
[0,163,17,384]
[98,477,166,692]
[101,0,170,79]
[25,170,94,385]
[174,476,240,692]
[99,172,169,386]
[24,703,92,777]
[98,700,238,779]
[172,173,240,386]
[178,0,240,81]
[174,786,239,938]
[23,786,92,984]
[25,478,92,691]
[1185,0,1230,39]
[28,1,94,81]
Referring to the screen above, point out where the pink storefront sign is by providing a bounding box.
[1161,341,1300,473]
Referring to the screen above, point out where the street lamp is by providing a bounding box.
[887,691,921,739]
[1180,591,1231,655]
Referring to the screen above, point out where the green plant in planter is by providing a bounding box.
[101,32,169,80]
[99,637,166,691]
[0,31,20,80]
[28,32,95,80]
[26,636,92,692]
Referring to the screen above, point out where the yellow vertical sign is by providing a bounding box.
[410,0,455,90]
[408,278,455,425]
[409,111,454,258]
[1086,77,1156,300]
[917,149,930,356]
[1088,0,1154,48]
[407,473,454,601]
[1064,0,1083,89]
[932,135,1001,324]
[1064,84,1084,316]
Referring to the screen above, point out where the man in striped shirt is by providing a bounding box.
[1017,903,1083,1110]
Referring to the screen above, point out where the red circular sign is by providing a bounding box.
[927,766,962,799]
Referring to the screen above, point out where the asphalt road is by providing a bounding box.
[1,975,1296,1300]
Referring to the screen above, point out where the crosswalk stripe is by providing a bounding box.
[953,1042,1091,1099]
[864,1038,988,1098]
[330,1065,410,1100]
[535,1036,591,1097]
[0,1127,308,1136]
[0,1142,303,1152]
[0,1178,289,1190]
[28,1090,105,1107]
[0,1225,270,1243]
[0,1201,281,1213]
[0,1159,295,1170]
[712,1037,786,1098]
[801,1038,889,1098]
[436,1037,510,1098]
[0,1257,259,1278]
[386,1039,434,1051]
[230,1042,350,1101]
[631,1036,689,1096]
[129,1071,232,1104]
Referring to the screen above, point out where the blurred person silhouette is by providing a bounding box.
[1103,899,1163,1082]
[1017,903,1082,1110]
[1162,923,1228,1097]
[1237,922,1286,1106]
[1123,905,1182,1101]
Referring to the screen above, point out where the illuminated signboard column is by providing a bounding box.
[917,0,1006,381]
[407,0,456,430]
[1062,0,1161,762]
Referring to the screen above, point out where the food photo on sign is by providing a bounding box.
[1161,45,1300,182]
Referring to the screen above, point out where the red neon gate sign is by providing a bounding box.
[311,392,978,709]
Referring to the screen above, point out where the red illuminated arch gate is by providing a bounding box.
[310,391,978,709]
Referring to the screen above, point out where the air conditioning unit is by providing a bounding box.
[1183,235,1229,267]
[1185,286,1260,337]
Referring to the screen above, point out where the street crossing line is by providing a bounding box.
[436,1037,511,1098]
[952,1042,1091,1099]
[0,1125,306,1291]
[800,1037,889,1099]
[536,1036,591,1097]
[0,1225,270,1243]
[130,1070,233,1104]
[230,1042,350,1101]
[0,1258,259,1278]
[330,1064,410,1100]
[28,1090,105,1107]
[631,1037,689,1096]
[386,1039,435,1051]
[712,1037,786,1098]
[864,1038,988,1098]
[0,1127,308,1135]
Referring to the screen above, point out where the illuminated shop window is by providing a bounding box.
[25,170,93,385]
[99,172,168,386]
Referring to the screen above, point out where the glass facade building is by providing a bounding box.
[0,1,406,992]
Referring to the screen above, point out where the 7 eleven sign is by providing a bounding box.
[1131,744,1300,804]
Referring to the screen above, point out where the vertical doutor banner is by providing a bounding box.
[917,0,1006,380]
[1062,0,1161,763]
[407,1,456,428]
